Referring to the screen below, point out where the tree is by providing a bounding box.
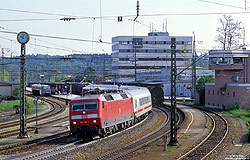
[196,75,215,94]
[84,67,99,83]
[215,15,245,50]
[196,75,215,105]
[14,85,20,99]
[0,70,10,81]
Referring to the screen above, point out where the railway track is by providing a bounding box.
[0,131,70,155]
[0,110,18,123]
[177,107,228,160]
[2,106,174,160]
[88,105,184,160]
[0,97,67,139]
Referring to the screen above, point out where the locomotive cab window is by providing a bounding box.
[72,101,98,112]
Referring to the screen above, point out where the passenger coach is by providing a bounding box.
[31,84,51,96]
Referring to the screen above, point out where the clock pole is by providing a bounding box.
[17,32,29,138]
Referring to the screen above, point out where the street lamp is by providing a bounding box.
[39,74,44,103]
[34,97,38,134]
[39,74,44,83]
[132,38,143,82]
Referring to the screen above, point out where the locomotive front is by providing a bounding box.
[69,95,102,139]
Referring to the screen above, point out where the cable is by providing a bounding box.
[0,8,87,18]
[99,0,103,42]
[1,7,250,22]
[0,30,112,44]
[0,33,93,54]
[92,18,96,54]
[198,0,247,10]
[177,52,208,76]
[0,18,59,22]
[0,30,194,51]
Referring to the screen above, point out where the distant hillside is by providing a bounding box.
[2,53,112,83]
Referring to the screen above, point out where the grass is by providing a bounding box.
[182,101,195,105]
[0,100,21,110]
[165,100,195,105]
[178,134,193,139]
[0,99,45,113]
[221,109,250,131]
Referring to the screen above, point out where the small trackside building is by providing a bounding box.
[205,50,250,110]
[0,81,19,97]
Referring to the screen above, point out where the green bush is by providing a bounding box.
[14,85,20,98]
[227,101,238,110]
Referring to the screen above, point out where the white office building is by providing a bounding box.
[112,32,193,82]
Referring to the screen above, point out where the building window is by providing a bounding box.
[233,57,243,64]
[213,90,214,95]
[233,91,235,97]
[217,104,219,107]
[208,102,210,105]
[217,90,219,95]
[208,90,210,94]
[213,103,214,106]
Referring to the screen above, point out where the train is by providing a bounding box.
[31,84,51,96]
[69,85,152,139]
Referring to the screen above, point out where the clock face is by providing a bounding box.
[17,32,30,44]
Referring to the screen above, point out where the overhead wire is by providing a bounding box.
[0,30,112,45]
[0,8,87,18]
[198,0,248,10]
[0,28,97,54]
[0,18,59,22]
[1,6,250,22]
[0,30,196,51]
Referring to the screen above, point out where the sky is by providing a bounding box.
[0,0,250,57]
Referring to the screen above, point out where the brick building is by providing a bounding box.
[205,50,250,109]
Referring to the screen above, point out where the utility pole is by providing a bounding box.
[132,38,143,82]
[169,38,178,146]
[17,31,30,138]
[135,48,137,82]
[191,33,196,99]
[134,0,139,21]
[103,51,106,77]
[1,48,4,81]
[133,0,140,82]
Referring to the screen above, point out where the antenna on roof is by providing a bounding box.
[165,18,168,32]
[162,19,165,32]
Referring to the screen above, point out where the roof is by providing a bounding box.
[0,80,19,85]
[208,54,249,58]
[209,50,250,54]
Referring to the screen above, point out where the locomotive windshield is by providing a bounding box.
[72,100,98,112]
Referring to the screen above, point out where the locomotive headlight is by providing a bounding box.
[73,121,76,125]
[93,120,97,123]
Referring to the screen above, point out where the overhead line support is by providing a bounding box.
[18,44,28,138]
[169,38,178,146]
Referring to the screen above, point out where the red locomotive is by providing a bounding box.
[69,85,152,139]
